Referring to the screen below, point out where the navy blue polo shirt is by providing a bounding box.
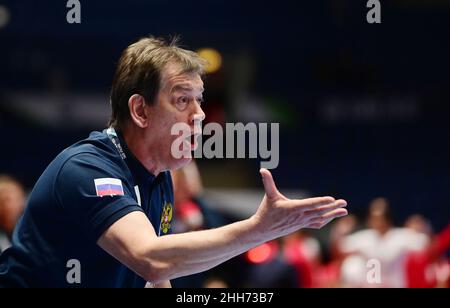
[0,129,174,288]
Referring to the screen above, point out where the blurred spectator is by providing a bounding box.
[329,214,359,260]
[243,216,359,288]
[282,231,321,288]
[404,216,450,288]
[339,198,429,287]
[245,239,299,288]
[404,214,433,237]
[172,161,205,232]
[171,160,227,287]
[172,160,226,233]
[0,175,26,253]
[313,215,359,288]
[243,232,321,288]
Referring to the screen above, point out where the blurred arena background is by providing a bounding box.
[0,0,449,287]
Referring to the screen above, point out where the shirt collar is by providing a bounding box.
[107,127,165,185]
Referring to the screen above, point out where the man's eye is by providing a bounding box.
[197,97,204,105]
[177,97,189,104]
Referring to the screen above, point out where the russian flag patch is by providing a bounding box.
[94,178,124,197]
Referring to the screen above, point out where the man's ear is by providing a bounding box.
[128,94,149,128]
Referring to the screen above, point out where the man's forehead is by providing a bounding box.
[161,65,204,92]
[169,75,203,92]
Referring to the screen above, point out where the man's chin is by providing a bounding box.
[170,156,192,171]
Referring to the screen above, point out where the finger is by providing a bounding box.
[305,199,347,217]
[286,196,336,211]
[260,168,280,200]
[309,219,333,230]
[308,209,348,228]
[309,218,332,229]
[320,208,348,220]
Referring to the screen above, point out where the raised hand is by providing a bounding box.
[253,168,348,240]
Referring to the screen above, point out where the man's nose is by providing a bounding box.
[192,103,206,124]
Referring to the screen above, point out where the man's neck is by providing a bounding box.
[121,125,163,176]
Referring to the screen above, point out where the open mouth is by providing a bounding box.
[184,132,201,151]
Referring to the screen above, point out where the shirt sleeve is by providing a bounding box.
[54,153,143,242]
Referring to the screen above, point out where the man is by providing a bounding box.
[0,176,26,254]
[0,37,348,287]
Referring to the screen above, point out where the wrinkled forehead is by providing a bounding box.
[160,63,204,93]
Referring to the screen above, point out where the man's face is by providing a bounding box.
[0,182,25,234]
[145,64,205,172]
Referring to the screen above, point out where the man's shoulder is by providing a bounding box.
[50,131,135,202]
[63,130,113,155]
[43,130,126,185]
[57,130,120,167]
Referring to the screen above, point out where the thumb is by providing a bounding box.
[260,168,280,200]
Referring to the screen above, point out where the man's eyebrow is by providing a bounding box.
[171,84,204,93]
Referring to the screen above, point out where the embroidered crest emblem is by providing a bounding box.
[160,202,173,234]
